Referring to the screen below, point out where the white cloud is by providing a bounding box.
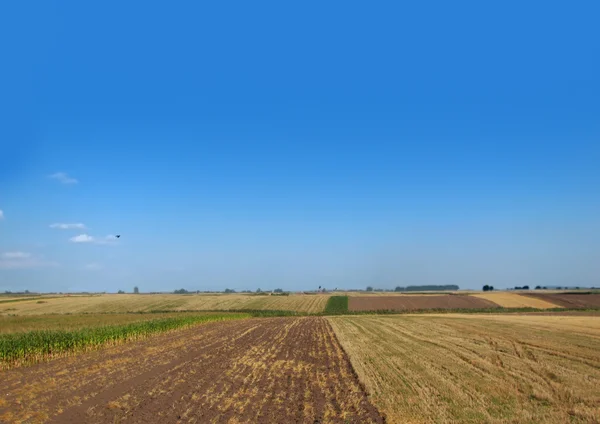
[49,172,78,184]
[2,251,32,259]
[50,223,87,230]
[83,262,103,270]
[0,210,4,219]
[70,234,95,243]
[69,234,119,245]
[0,251,58,269]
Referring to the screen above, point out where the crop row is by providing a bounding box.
[324,296,349,314]
[0,312,248,370]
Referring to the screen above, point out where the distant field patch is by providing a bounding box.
[329,314,600,423]
[471,292,561,309]
[0,312,233,334]
[348,295,499,311]
[0,313,248,369]
[523,293,600,308]
[324,296,349,314]
[0,293,330,315]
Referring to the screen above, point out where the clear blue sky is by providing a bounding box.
[1,1,599,293]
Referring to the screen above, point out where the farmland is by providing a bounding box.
[523,293,600,309]
[348,294,500,311]
[0,293,330,315]
[0,311,239,333]
[1,292,600,423]
[329,314,600,423]
[471,292,562,308]
[0,317,383,424]
[0,313,248,370]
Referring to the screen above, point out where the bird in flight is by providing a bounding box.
[115,235,121,238]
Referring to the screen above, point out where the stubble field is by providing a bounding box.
[328,314,600,423]
[470,292,562,308]
[2,292,600,423]
[0,317,383,424]
[0,293,330,315]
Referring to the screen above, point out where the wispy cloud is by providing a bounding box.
[49,172,78,184]
[50,223,87,230]
[69,234,119,245]
[0,252,58,269]
[2,251,32,259]
[83,262,103,270]
[0,210,4,219]
[69,234,95,243]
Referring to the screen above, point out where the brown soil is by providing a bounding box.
[522,293,600,308]
[0,317,384,424]
[349,295,500,311]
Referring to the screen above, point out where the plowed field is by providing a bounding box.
[522,293,600,308]
[0,317,383,424]
[349,295,499,311]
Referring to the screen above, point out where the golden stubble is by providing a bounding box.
[0,293,330,315]
[471,292,563,309]
[328,314,600,424]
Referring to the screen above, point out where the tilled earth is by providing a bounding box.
[348,295,499,311]
[0,317,384,424]
[522,293,600,308]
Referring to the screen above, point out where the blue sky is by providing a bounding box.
[1,1,599,292]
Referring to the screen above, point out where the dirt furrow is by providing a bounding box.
[0,317,384,424]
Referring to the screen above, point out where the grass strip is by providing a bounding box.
[324,296,349,314]
[0,312,248,370]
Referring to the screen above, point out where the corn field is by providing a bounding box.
[0,312,248,370]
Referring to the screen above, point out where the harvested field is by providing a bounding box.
[471,292,561,309]
[342,292,454,296]
[523,293,600,309]
[348,295,499,311]
[329,314,600,423]
[0,312,238,334]
[0,293,329,315]
[0,317,383,424]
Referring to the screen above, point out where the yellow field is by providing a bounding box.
[0,293,329,315]
[329,314,600,423]
[471,292,562,308]
[0,311,239,334]
[341,292,450,296]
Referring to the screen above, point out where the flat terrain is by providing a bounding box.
[0,317,383,424]
[348,295,499,311]
[523,293,600,309]
[0,312,236,334]
[0,294,329,315]
[471,292,562,309]
[329,314,600,423]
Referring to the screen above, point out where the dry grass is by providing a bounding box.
[341,292,457,296]
[0,293,330,315]
[471,292,562,309]
[0,312,233,334]
[329,314,600,423]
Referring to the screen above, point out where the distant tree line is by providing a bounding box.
[394,285,459,292]
[364,285,459,292]
[482,285,494,291]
